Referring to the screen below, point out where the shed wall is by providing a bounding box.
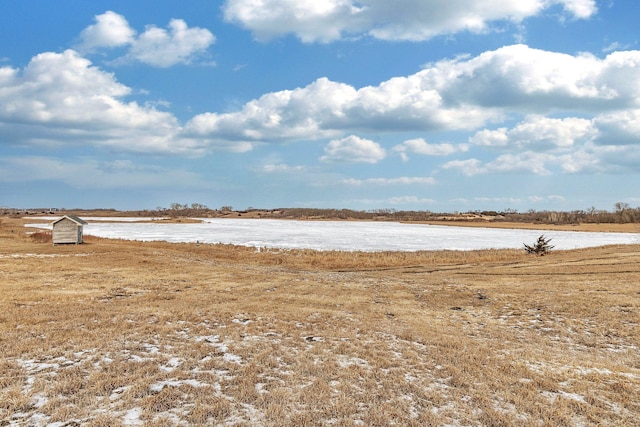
[53,218,83,244]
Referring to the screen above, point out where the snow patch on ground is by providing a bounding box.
[5,309,638,425]
[122,407,143,426]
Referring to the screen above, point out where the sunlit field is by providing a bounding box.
[1,217,639,426]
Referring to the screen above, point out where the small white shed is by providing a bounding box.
[52,215,88,245]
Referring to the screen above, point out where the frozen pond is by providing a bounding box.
[27,218,640,252]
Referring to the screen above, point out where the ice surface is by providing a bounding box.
[26,218,640,251]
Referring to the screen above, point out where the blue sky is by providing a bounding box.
[1,0,639,212]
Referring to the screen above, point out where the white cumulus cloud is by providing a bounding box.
[127,19,215,67]
[393,138,465,161]
[4,43,640,170]
[559,0,598,19]
[441,44,639,111]
[342,176,436,185]
[0,50,192,154]
[77,12,215,67]
[222,0,597,43]
[185,45,640,147]
[184,77,356,144]
[321,135,386,163]
[77,10,136,52]
[470,115,595,150]
[258,163,307,173]
[443,151,579,176]
[594,109,640,146]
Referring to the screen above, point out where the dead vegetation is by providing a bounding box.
[1,217,639,426]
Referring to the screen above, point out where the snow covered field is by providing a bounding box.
[27,218,640,251]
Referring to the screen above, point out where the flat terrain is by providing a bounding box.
[1,217,639,426]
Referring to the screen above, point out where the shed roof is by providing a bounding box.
[52,215,88,225]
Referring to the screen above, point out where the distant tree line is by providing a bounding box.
[132,202,640,224]
[13,202,640,224]
[497,203,640,224]
[155,203,212,218]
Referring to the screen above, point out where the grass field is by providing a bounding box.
[1,217,639,426]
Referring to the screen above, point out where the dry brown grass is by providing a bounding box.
[1,217,639,425]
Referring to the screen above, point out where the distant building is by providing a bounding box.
[52,215,88,245]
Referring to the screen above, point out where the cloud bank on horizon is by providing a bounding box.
[1,0,638,211]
